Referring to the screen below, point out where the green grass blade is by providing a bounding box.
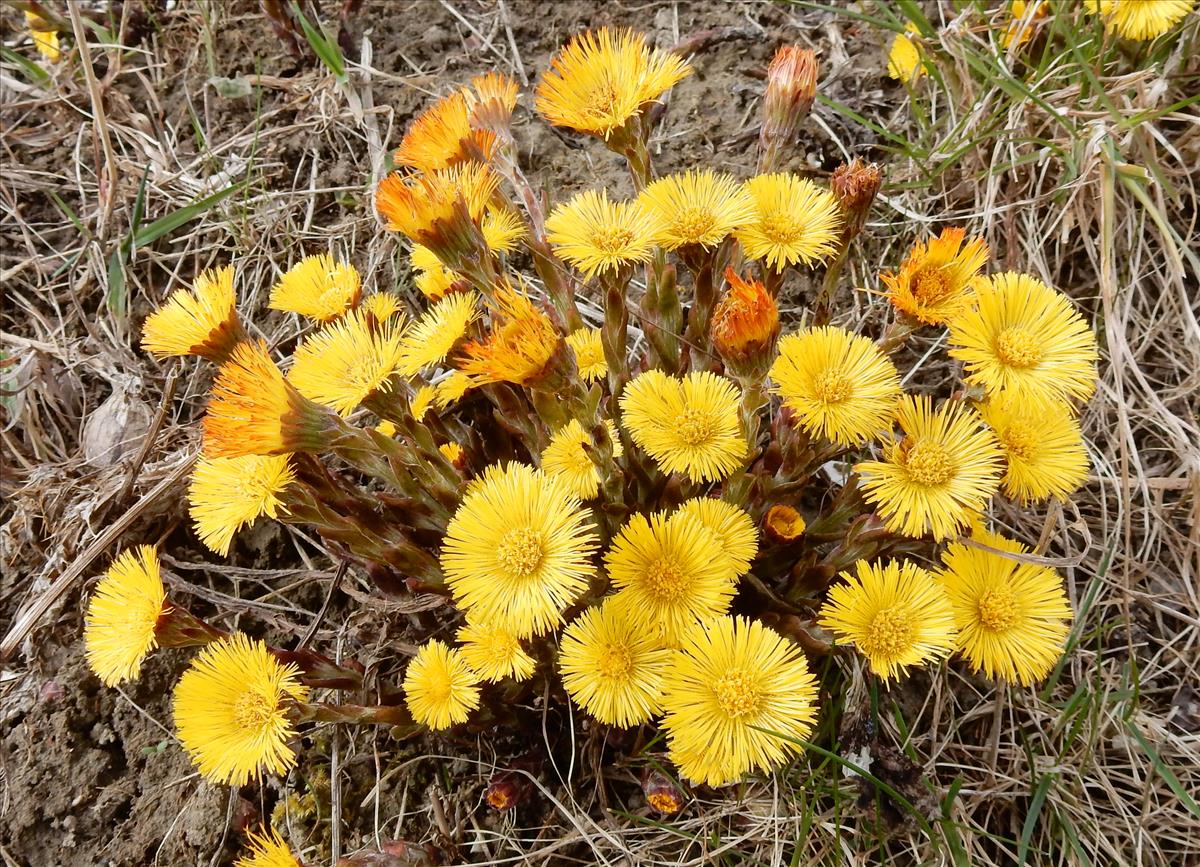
[1018,773,1053,864]
[1124,722,1200,820]
[1,45,52,85]
[131,183,244,248]
[290,1,345,81]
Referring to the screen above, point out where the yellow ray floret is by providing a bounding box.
[887,26,925,83]
[620,370,746,483]
[394,89,496,173]
[736,173,843,271]
[203,341,312,458]
[173,634,309,786]
[440,463,598,637]
[938,527,1073,685]
[819,559,958,682]
[605,511,735,645]
[534,27,692,138]
[770,326,902,446]
[456,619,536,682]
[882,227,988,326]
[559,600,672,727]
[269,254,361,322]
[565,327,608,382]
[855,395,1003,540]
[141,266,243,361]
[637,169,754,250]
[403,639,481,730]
[457,286,561,387]
[399,291,480,376]
[711,269,780,364]
[1004,0,1048,49]
[541,418,623,501]
[545,189,666,279]
[83,546,168,687]
[1085,0,1193,40]
[979,392,1089,504]
[948,272,1098,406]
[288,308,407,416]
[675,498,758,578]
[660,615,818,787]
[234,827,301,867]
[188,454,295,556]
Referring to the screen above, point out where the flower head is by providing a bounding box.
[637,170,754,250]
[234,827,301,867]
[606,511,735,645]
[819,559,957,681]
[376,163,499,265]
[882,227,988,326]
[25,10,60,62]
[541,419,622,500]
[410,385,437,419]
[1004,0,1048,49]
[482,208,527,254]
[1085,0,1193,40]
[467,71,520,133]
[855,396,1003,540]
[395,89,496,173]
[761,45,819,142]
[361,292,403,322]
[938,527,1073,685]
[439,441,467,469]
[830,159,883,239]
[269,254,361,322]
[565,327,608,382]
[979,392,1089,503]
[141,266,245,362]
[189,454,295,556]
[559,600,672,727]
[288,309,407,416]
[440,463,598,637]
[676,498,758,578]
[84,546,168,687]
[534,27,692,139]
[736,173,843,270]
[711,269,780,370]
[887,26,924,83]
[399,291,480,376]
[764,504,806,543]
[456,285,561,387]
[660,616,818,787]
[403,640,481,730]
[545,189,665,279]
[456,619,536,682]
[620,370,746,483]
[434,370,474,409]
[948,272,1098,406]
[770,326,901,446]
[173,634,309,785]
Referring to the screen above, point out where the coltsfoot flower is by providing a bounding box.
[288,309,407,416]
[637,169,754,250]
[545,189,665,278]
[188,454,295,556]
[456,619,536,682]
[403,640,481,729]
[141,266,245,362]
[1085,0,1193,40]
[736,173,843,270]
[84,546,168,687]
[269,254,361,322]
[457,285,561,387]
[979,392,1089,503]
[234,827,301,867]
[540,418,622,500]
[675,497,758,579]
[887,25,925,83]
[882,227,988,326]
[398,291,480,376]
[565,327,608,382]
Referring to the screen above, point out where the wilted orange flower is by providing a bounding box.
[830,159,883,239]
[882,227,988,326]
[457,285,561,387]
[710,268,779,367]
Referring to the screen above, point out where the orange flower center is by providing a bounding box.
[597,643,634,679]
[995,327,1043,368]
[862,607,914,659]
[496,528,545,578]
[676,207,716,242]
[765,504,806,541]
[713,670,763,719]
[677,408,717,447]
[912,266,953,304]
[645,557,690,600]
[903,440,956,486]
[978,586,1020,632]
[813,369,853,403]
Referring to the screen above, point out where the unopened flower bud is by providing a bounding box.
[486,769,528,811]
[830,159,882,240]
[642,769,686,815]
[711,268,779,378]
[764,504,806,544]
[758,46,819,171]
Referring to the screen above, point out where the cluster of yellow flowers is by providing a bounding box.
[82,26,1101,861]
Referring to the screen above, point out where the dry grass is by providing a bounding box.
[1,1,1197,865]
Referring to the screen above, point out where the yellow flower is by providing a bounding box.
[234,827,300,867]
[938,527,1073,685]
[559,600,672,727]
[541,419,622,500]
[1085,0,1193,40]
[141,266,244,362]
[439,441,465,462]
[565,327,608,382]
[456,286,561,387]
[83,546,168,687]
[855,395,1004,540]
[660,615,818,787]
[887,26,925,83]
[269,254,361,322]
[770,326,902,446]
[467,71,520,131]
[947,272,1098,406]
[710,269,780,366]
[403,640,481,729]
[434,370,474,409]
[440,463,598,637]
[881,227,988,326]
[676,498,758,578]
[399,291,480,376]
[410,385,436,419]
[456,619,536,682]
[619,370,746,483]
[189,454,295,556]
[763,504,806,543]
[376,163,499,254]
[534,27,692,138]
[415,266,461,301]
[819,559,958,682]
[394,89,496,173]
[376,419,398,437]
[482,207,527,253]
[24,10,59,62]
[288,309,407,416]
[736,173,843,270]
[361,292,403,322]
[637,169,754,250]
[545,189,665,279]
[173,634,309,785]
[1004,0,1048,49]
[606,511,735,645]
[979,392,1090,504]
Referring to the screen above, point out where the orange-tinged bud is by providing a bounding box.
[486,768,530,811]
[764,504,806,544]
[711,268,779,374]
[830,159,883,239]
[642,769,685,815]
[758,46,819,171]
